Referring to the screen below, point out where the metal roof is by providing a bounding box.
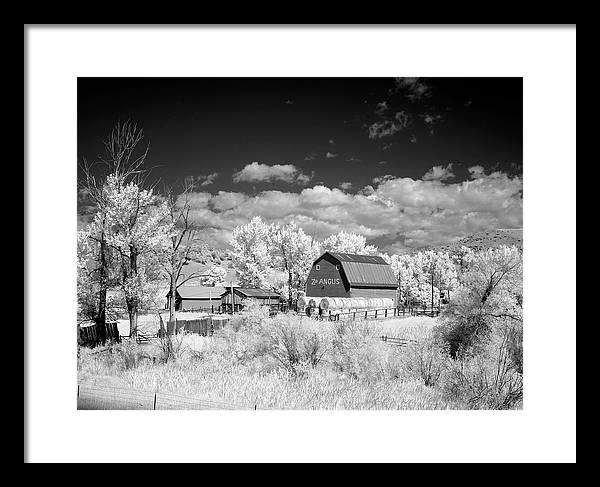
[328,252,389,265]
[226,288,281,299]
[169,286,226,299]
[322,252,397,287]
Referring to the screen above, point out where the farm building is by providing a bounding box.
[305,252,398,304]
[165,285,227,311]
[220,287,282,312]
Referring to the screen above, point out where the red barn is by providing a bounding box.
[305,252,397,304]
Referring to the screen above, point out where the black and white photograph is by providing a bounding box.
[76,77,524,411]
[25,25,576,463]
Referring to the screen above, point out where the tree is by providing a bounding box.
[320,231,378,255]
[158,183,209,326]
[440,245,523,357]
[78,121,153,330]
[271,222,321,306]
[199,265,228,287]
[231,216,275,288]
[103,174,172,338]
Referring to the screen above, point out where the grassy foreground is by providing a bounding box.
[78,308,518,410]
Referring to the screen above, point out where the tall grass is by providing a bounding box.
[78,304,521,409]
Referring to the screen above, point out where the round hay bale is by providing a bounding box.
[319,298,330,310]
[297,296,308,309]
[308,298,317,308]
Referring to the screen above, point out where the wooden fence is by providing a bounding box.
[166,316,230,337]
[307,306,441,321]
[78,321,120,347]
[379,335,418,347]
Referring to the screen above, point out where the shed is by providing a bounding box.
[220,287,282,312]
[305,252,397,304]
[165,285,227,311]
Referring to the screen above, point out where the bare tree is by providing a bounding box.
[159,181,209,327]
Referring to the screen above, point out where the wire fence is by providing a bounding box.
[77,384,262,410]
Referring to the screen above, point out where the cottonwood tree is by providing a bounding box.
[230,216,275,288]
[440,245,523,357]
[320,231,379,255]
[78,121,152,330]
[271,222,321,306]
[199,265,228,287]
[103,174,172,338]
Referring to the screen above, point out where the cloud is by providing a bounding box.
[304,152,317,161]
[368,120,404,139]
[421,113,444,125]
[422,164,455,182]
[394,111,409,128]
[392,77,432,101]
[326,152,338,159]
[285,99,294,105]
[232,162,313,185]
[328,139,335,145]
[183,168,522,251]
[339,182,353,191]
[345,156,361,163]
[409,135,417,144]
[378,160,388,165]
[375,101,389,116]
[381,142,393,151]
[184,172,219,187]
[468,165,486,179]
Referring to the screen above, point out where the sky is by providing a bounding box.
[78,77,523,253]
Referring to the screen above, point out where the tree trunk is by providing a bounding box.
[168,274,177,325]
[128,245,139,339]
[95,232,108,343]
[288,271,293,309]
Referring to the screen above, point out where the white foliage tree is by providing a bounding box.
[230,216,275,288]
[103,174,172,337]
[320,231,378,255]
[271,222,321,306]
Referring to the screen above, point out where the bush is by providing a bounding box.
[398,327,448,387]
[441,326,523,409]
[265,315,332,376]
[113,340,148,370]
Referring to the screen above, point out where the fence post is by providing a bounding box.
[364,311,368,319]
[153,392,157,410]
[385,308,387,318]
[375,309,378,318]
[77,384,80,399]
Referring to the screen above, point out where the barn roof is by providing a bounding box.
[223,288,281,299]
[321,252,397,287]
[168,286,226,299]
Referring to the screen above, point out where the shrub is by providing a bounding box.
[113,340,148,370]
[441,326,523,409]
[398,327,448,387]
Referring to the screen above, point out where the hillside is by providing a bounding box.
[424,228,523,254]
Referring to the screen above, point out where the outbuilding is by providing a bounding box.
[165,285,226,312]
[220,287,282,313]
[305,252,397,304]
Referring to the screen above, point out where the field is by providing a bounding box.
[79,307,521,410]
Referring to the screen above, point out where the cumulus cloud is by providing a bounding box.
[346,156,361,163]
[232,162,312,185]
[422,164,455,181]
[326,152,338,159]
[339,182,353,191]
[468,165,486,179]
[183,169,522,251]
[304,153,317,161]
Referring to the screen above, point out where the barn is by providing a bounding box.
[220,287,282,312]
[165,285,226,312]
[305,252,397,304]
